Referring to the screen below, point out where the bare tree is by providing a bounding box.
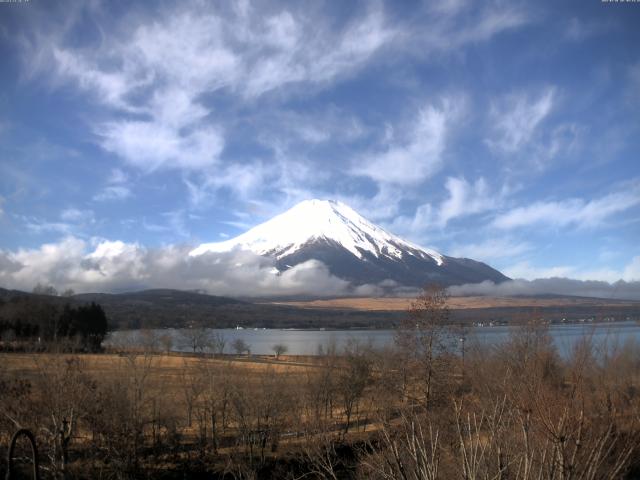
[361,411,441,480]
[158,332,174,353]
[272,343,288,359]
[140,329,160,353]
[194,358,234,454]
[32,355,95,476]
[180,359,203,427]
[210,331,226,356]
[232,338,250,356]
[337,340,372,435]
[181,326,211,354]
[395,283,451,409]
[305,340,339,430]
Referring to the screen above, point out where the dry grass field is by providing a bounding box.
[3,287,640,478]
[0,351,315,391]
[2,318,640,479]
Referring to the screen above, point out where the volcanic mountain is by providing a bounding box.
[190,199,509,288]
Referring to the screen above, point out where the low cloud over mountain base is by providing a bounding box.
[449,278,640,301]
[1,236,638,300]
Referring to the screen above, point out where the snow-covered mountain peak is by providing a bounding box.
[189,199,444,265]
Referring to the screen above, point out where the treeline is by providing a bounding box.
[0,295,108,351]
[1,289,640,478]
[1,327,639,479]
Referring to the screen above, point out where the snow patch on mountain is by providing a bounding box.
[190,199,444,265]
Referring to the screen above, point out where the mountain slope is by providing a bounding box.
[191,199,509,288]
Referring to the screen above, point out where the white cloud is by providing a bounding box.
[337,184,404,223]
[387,203,435,241]
[0,237,362,297]
[465,7,528,42]
[492,184,640,230]
[449,277,640,301]
[93,186,132,202]
[386,175,502,239]
[17,208,96,237]
[502,261,574,280]
[627,62,640,104]
[13,0,534,216]
[3,236,636,298]
[142,210,191,239]
[183,160,280,209]
[438,176,498,226]
[565,17,611,42]
[60,208,94,223]
[94,168,133,202]
[449,237,533,261]
[501,255,640,283]
[419,1,529,52]
[17,215,74,235]
[99,120,225,172]
[624,256,640,281]
[257,106,367,148]
[487,88,555,153]
[107,169,128,184]
[27,3,395,172]
[353,99,460,186]
[243,7,395,98]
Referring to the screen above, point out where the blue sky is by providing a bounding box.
[0,0,639,295]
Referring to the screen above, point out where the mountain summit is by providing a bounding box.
[190,199,509,287]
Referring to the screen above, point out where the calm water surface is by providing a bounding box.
[107,321,640,357]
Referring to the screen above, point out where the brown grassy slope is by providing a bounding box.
[268,295,640,311]
[0,352,314,388]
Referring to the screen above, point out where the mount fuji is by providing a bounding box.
[190,199,509,288]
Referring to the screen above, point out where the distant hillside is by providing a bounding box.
[73,289,399,329]
[74,288,245,309]
[1,287,639,330]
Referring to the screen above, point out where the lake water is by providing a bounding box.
[107,321,640,357]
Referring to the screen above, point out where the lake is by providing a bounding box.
[107,321,640,357]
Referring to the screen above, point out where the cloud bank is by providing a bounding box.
[449,278,640,301]
[0,237,395,298]
[0,237,638,300]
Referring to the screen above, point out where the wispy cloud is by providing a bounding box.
[564,17,612,42]
[492,183,640,230]
[242,7,395,98]
[98,117,225,172]
[417,1,530,52]
[353,98,461,186]
[26,3,395,173]
[17,207,96,237]
[449,237,533,261]
[11,0,535,220]
[93,169,132,202]
[256,106,367,149]
[18,215,74,235]
[627,62,640,105]
[438,177,499,226]
[93,186,132,202]
[486,87,555,153]
[387,175,502,237]
[60,208,94,224]
[502,261,574,280]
